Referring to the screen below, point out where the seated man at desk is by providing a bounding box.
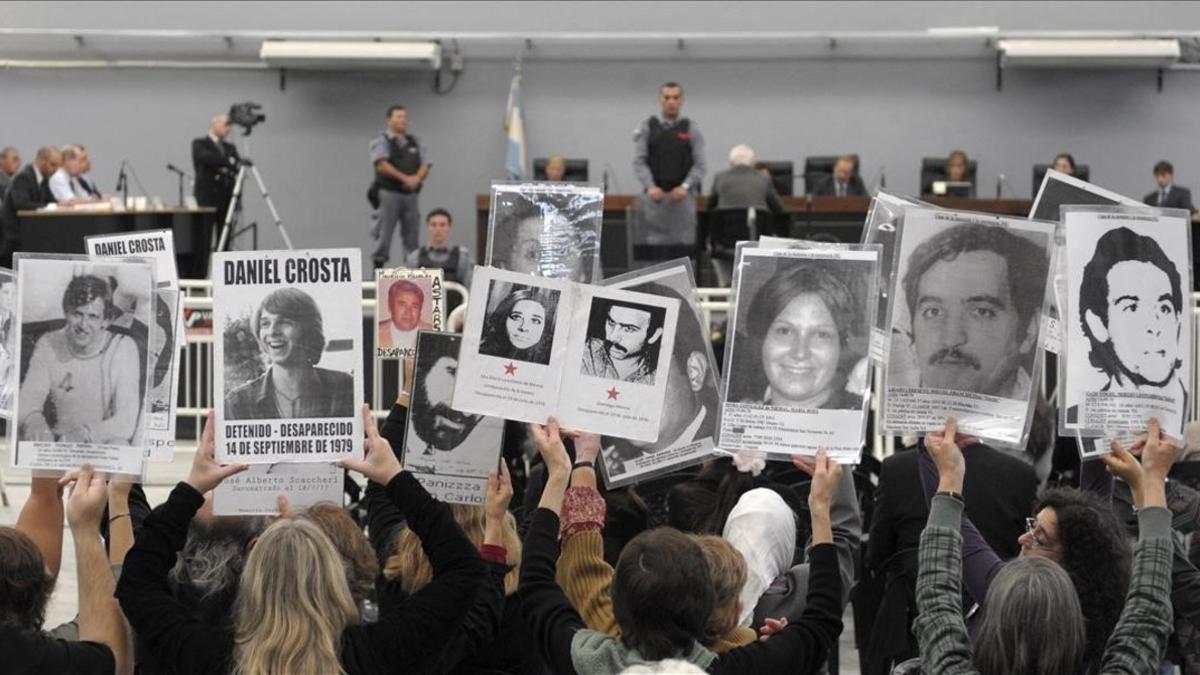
[49,145,104,206]
[811,155,866,197]
[706,144,785,216]
[0,145,61,267]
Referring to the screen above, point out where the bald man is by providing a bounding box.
[0,147,20,198]
[0,145,62,266]
[191,113,241,276]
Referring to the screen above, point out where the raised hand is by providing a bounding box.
[485,462,514,524]
[807,450,843,515]
[528,417,571,481]
[338,404,403,485]
[925,417,966,493]
[1141,418,1181,481]
[62,464,108,532]
[186,412,248,494]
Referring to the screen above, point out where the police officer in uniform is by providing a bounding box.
[370,105,431,268]
[632,82,707,262]
[405,208,474,309]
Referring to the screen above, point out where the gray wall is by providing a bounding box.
[3,2,1200,273]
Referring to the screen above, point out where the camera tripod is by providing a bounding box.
[214,158,294,255]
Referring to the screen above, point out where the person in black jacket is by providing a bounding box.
[1144,160,1195,212]
[191,114,241,277]
[116,406,487,675]
[0,145,61,267]
[810,156,866,198]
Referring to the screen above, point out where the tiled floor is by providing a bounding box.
[0,454,863,674]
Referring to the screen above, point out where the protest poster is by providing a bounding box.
[402,331,505,505]
[1061,206,1192,441]
[213,461,343,515]
[453,266,678,441]
[375,267,444,359]
[718,244,879,463]
[87,230,183,462]
[11,254,154,475]
[484,182,604,283]
[599,259,719,486]
[882,207,1055,446]
[0,269,16,417]
[213,248,363,463]
[858,191,927,362]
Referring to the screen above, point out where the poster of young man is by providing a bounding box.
[883,207,1055,446]
[375,267,444,359]
[454,266,678,440]
[11,255,154,475]
[600,260,720,487]
[0,269,17,417]
[213,461,343,515]
[1061,206,1192,441]
[403,331,504,505]
[484,182,604,284]
[213,248,363,464]
[87,231,184,462]
[718,244,879,462]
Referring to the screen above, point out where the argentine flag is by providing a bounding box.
[504,70,528,180]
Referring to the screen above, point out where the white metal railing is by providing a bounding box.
[171,284,1200,456]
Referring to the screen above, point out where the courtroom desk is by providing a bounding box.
[19,207,214,275]
[474,193,1033,272]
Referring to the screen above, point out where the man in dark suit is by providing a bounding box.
[1144,160,1195,211]
[811,155,866,197]
[191,113,241,277]
[0,145,62,267]
[863,440,1037,674]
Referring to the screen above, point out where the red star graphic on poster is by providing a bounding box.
[504,362,518,375]
[606,386,620,400]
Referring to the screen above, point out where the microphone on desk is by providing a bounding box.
[995,173,1018,198]
[166,163,188,176]
[115,160,128,192]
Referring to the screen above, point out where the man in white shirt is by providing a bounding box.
[48,145,101,206]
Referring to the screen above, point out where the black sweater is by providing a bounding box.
[116,474,486,675]
[518,508,843,674]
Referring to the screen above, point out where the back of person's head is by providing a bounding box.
[1035,487,1132,665]
[233,518,359,675]
[0,526,53,630]
[728,144,755,167]
[386,503,522,595]
[690,534,747,643]
[722,488,797,626]
[170,514,268,619]
[974,557,1086,675]
[613,528,714,661]
[667,457,753,535]
[298,503,380,606]
[621,660,708,674]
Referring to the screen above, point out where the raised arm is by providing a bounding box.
[16,476,65,579]
[107,479,134,566]
[65,465,132,675]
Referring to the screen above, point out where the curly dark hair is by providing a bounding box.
[1034,488,1132,672]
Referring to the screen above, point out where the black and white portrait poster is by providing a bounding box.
[600,260,719,487]
[403,331,505,505]
[213,461,343,515]
[718,244,879,463]
[860,191,926,362]
[484,182,604,283]
[0,268,16,418]
[213,249,363,464]
[87,232,183,463]
[883,207,1055,446]
[1061,206,1192,441]
[11,255,154,475]
[1030,169,1143,223]
[375,267,444,359]
[454,266,678,440]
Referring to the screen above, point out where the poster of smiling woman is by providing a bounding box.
[1061,206,1193,441]
[11,254,154,475]
[213,249,363,464]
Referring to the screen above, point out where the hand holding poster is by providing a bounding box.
[484,182,604,283]
[375,267,444,359]
[453,266,678,441]
[403,331,505,505]
[882,207,1055,446]
[718,244,879,463]
[1061,206,1193,441]
[214,249,363,463]
[11,255,155,475]
[600,260,720,486]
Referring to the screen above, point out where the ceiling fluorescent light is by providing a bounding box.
[259,40,441,70]
[998,39,1179,68]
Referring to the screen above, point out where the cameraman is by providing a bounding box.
[369,105,430,268]
[191,112,240,277]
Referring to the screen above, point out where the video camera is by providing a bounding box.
[229,102,266,136]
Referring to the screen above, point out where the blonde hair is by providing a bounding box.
[385,503,521,595]
[691,535,747,642]
[298,503,379,606]
[233,518,359,675]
